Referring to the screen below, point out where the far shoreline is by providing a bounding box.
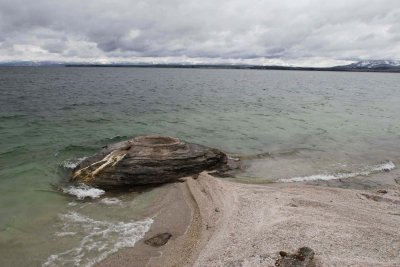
[65,64,400,73]
[1,64,400,73]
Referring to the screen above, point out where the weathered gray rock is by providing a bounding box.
[70,135,228,189]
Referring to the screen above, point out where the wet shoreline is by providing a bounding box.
[95,171,400,266]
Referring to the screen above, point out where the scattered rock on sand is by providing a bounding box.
[275,247,316,267]
[144,233,172,247]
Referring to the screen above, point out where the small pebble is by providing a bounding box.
[279,251,288,257]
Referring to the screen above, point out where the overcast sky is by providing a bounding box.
[0,0,399,66]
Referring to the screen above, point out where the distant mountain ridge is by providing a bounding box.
[337,60,400,69]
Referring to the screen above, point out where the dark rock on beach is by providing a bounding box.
[144,233,172,247]
[275,247,316,267]
[70,135,229,189]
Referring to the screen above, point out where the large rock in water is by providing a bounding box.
[70,136,228,189]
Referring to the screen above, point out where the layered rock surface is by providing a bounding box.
[70,136,228,189]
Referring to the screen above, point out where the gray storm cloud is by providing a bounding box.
[0,0,399,66]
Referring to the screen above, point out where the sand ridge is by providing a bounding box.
[193,174,400,267]
[98,172,400,266]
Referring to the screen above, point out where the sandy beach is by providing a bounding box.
[96,171,400,267]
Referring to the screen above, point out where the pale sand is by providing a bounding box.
[98,172,400,267]
[96,181,195,267]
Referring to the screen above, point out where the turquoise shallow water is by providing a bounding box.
[1,67,400,266]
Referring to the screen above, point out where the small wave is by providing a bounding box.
[371,161,395,172]
[61,157,87,169]
[62,184,105,200]
[280,173,358,182]
[280,161,395,183]
[85,118,111,123]
[60,145,97,154]
[43,212,152,267]
[99,135,129,144]
[0,145,30,156]
[100,198,123,206]
[0,114,26,119]
[55,231,76,237]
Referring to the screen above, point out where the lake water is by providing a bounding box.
[1,67,399,266]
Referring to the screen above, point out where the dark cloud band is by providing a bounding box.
[0,0,399,66]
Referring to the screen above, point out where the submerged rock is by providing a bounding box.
[70,136,228,189]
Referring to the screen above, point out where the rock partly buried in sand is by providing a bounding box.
[144,233,172,247]
[70,135,228,190]
[275,247,315,267]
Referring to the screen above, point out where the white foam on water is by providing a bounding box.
[62,184,105,200]
[43,212,153,267]
[280,161,395,183]
[61,157,87,169]
[55,231,76,237]
[280,173,353,183]
[100,198,123,206]
[371,161,395,172]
